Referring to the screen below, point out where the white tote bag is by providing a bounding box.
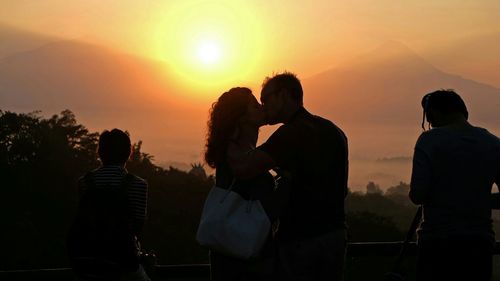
[196,180,271,259]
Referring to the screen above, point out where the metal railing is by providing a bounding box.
[1,241,498,281]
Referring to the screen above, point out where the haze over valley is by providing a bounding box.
[1,23,499,191]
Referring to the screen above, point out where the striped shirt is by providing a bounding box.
[78,165,148,222]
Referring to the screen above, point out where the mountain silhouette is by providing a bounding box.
[305,40,500,127]
[1,27,498,172]
[423,31,500,89]
[0,27,208,162]
[0,40,183,110]
[303,41,500,161]
[0,23,57,58]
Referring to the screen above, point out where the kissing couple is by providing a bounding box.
[203,71,348,281]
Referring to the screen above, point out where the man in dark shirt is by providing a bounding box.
[410,90,500,281]
[229,72,348,281]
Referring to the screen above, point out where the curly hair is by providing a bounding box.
[205,87,255,168]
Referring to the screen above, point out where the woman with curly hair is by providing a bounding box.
[204,87,281,281]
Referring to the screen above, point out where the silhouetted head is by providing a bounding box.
[421,89,469,129]
[205,87,263,168]
[260,71,303,125]
[98,129,132,166]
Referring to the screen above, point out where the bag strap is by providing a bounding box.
[219,178,237,203]
[224,178,255,212]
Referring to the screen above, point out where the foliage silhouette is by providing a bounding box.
[1,110,498,280]
[0,110,213,269]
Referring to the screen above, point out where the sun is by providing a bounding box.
[197,41,221,65]
[156,1,265,92]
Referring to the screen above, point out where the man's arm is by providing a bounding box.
[229,124,297,180]
[228,142,276,180]
[409,136,432,205]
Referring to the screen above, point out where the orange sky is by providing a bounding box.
[2,1,500,189]
[2,0,500,94]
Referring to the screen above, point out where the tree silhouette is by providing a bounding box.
[189,162,207,179]
[3,110,497,279]
[0,110,213,269]
[366,181,383,195]
[0,110,420,269]
[0,110,99,269]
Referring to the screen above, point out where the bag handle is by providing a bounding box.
[219,179,254,213]
[219,178,237,203]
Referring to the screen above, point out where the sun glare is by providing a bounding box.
[197,41,221,65]
[155,1,264,93]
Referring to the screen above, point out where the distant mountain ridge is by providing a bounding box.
[1,26,499,173]
[0,22,58,58]
[0,39,177,109]
[303,40,500,160]
[304,40,500,127]
[0,26,208,163]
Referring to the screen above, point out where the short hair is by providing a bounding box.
[262,71,303,104]
[421,89,468,118]
[421,89,468,129]
[98,129,132,165]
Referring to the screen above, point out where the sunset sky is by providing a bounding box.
[2,0,500,93]
[1,0,499,189]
